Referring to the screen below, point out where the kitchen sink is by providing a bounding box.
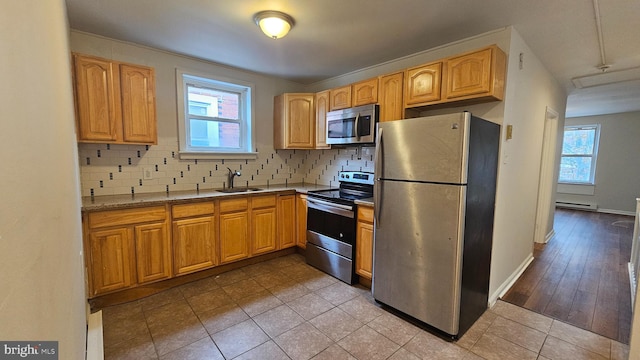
[216,187,262,193]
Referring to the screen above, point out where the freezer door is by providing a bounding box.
[376,112,470,184]
[372,180,465,335]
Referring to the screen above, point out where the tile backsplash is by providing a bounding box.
[78,138,374,197]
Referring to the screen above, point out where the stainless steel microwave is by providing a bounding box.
[326,104,379,145]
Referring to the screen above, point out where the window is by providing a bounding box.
[558,124,600,184]
[176,70,255,159]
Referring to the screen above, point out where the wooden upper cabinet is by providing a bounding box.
[378,72,404,122]
[73,55,119,142]
[329,85,352,111]
[274,93,315,149]
[120,64,157,144]
[352,78,378,106]
[404,61,443,107]
[314,90,331,149]
[443,45,506,102]
[73,53,157,145]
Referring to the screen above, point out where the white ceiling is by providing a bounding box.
[65,0,640,118]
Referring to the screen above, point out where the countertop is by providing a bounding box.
[82,183,333,211]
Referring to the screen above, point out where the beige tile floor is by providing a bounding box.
[102,254,630,360]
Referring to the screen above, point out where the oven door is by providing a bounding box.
[306,198,355,246]
[305,197,357,284]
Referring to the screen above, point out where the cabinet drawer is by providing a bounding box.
[220,197,249,213]
[88,206,166,229]
[172,202,215,219]
[357,205,374,223]
[252,195,276,209]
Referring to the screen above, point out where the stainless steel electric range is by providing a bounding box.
[305,171,374,284]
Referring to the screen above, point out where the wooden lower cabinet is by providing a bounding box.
[172,216,216,276]
[251,195,277,255]
[85,205,170,297]
[356,205,374,280]
[219,198,250,264]
[296,194,308,248]
[278,194,296,249]
[89,227,135,295]
[135,222,171,283]
[172,201,216,276]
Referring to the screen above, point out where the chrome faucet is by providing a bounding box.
[227,167,241,188]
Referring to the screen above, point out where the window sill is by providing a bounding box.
[178,151,258,160]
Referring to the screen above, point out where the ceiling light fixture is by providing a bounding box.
[254,10,294,39]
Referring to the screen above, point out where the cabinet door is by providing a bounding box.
[219,211,250,263]
[89,227,134,295]
[120,64,157,144]
[296,194,308,248]
[314,90,331,149]
[173,216,216,276]
[444,47,495,100]
[356,220,374,280]
[274,94,315,149]
[278,195,296,249]
[252,207,277,255]
[404,62,442,106]
[329,85,352,110]
[134,222,171,283]
[352,78,378,106]
[378,72,404,122]
[73,54,119,142]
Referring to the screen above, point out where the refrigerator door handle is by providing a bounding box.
[374,128,382,227]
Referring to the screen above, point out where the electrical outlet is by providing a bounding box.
[143,167,153,180]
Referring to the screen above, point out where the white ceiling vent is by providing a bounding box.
[572,67,640,89]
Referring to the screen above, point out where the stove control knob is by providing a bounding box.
[339,233,344,238]
[345,174,350,179]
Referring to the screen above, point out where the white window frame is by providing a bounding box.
[176,69,257,160]
[558,124,600,185]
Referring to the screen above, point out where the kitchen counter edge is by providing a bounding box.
[82,183,333,212]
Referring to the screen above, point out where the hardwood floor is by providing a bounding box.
[502,208,634,344]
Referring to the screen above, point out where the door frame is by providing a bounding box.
[533,107,559,244]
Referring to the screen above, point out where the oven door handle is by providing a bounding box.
[307,198,354,218]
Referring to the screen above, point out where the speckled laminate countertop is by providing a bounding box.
[82,183,334,212]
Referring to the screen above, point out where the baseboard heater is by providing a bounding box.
[555,201,598,211]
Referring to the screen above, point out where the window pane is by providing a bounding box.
[562,128,595,155]
[559,156,592,183]
[187,86,239,120]
[189,119,240,148]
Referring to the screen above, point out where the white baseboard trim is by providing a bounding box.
[488,253,535,307]
[86,310,104,360]
[544,229,555,243]
[598,208,635,216]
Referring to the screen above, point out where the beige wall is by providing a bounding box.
[557,111,640,214]
[0,1,87,359]
[489,29,567,301]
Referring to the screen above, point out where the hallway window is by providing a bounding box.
[558,124,600,184]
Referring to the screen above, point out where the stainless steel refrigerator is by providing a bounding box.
[372,112,500,339]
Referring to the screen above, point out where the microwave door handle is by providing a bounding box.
[354,113,360,139]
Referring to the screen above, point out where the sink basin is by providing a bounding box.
[216,187,262,193]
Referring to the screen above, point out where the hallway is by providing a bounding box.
[502,208,634,344]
